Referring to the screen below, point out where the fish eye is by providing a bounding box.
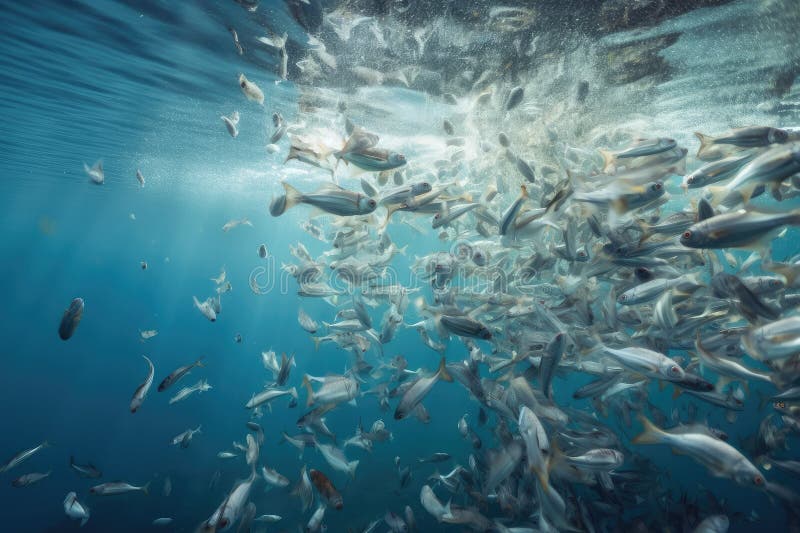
[368,199,376,208]
[434,213,440,219]
[754,475,764,486]
[240,81,246,88]
[771,280,781,287]
[687,176,695,183]
[682,230,692,240]
[654,183,662,190]
[671,365,680,375]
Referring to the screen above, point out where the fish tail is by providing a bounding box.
[381,204,401,230]
[598,149,615,173]
[437,357,453,383]
[311,336,322,352]
[195,356,206,368]
[302,375,314,407]
[289,386,298,400]
[284,147,298,164]
[141,481,150,495]
[632,415,666,445]
[694,132,713,157]
[282,181,303,210]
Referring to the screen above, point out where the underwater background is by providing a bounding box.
[1,1,800,532]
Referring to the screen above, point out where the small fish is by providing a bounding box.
[395,358,452,420]
[153,517,173,526]
[158,357,204,392]
[506,86,524,110]
[89,481,150,496]
[257,243,268,258]
[221,111,240,138]
[275,182,377,217]
[222,217,252,232]
[83,160,104,184]
[11,471,51,487]
[64,492,90,526]
[135,168,145,187]
[695,126,788,158]
[58,297,84,340]
[130,355,155,413]
[139,329,158,340]
[193,296,217,322]
[238,73,264,104]
[69,456,101,478]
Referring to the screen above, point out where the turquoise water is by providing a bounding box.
[1,1,800,532]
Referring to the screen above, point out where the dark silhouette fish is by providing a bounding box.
[58,297,83,340]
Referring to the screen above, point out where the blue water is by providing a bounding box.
[1,1,800,532]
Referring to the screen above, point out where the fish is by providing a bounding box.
[11,471,51,487]
[499,185,528,236]
[633,416,765,489]
[599,138,676,173]
[83,160,104,184]
[420,485,453,522]
[139,329,157,340]
[135,168,145,187]
[221,111,239,138]
[245,386,298,409]
[193,296,217,322]
[171,425,202,448]
[58,297,84,340]
[316,441,359,478]
[169,379,212,404]
[89,481,150,495]
[695,126,788,158]
[63,492,90,526]
[222,218,252,232]
[238,73,264,104]
[275,182,377,217]
[310,468,343,509]
[152,517,173,526]
[69,456,101,478]
[394,358,452,420]
[680,209,800,250]
[129,355,154,413]
[506,86,524,110]
[158,357,204,392]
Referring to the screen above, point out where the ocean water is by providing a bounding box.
[1,1,800,532]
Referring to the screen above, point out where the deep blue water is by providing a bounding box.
[1,1,800,532]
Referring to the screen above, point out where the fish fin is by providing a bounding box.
[311,336,322,351]
[442,499,453,521]
[290,387,298,400]
[632,415,666,445]
[302,376,314,407]
[598,149,615,174]
[437,357,453,382]
[706,185,730,207]
[80,518,88,527]
[348,460,359,478]
[195,357,205,368]
[141,481,150,495]
[281,181,303,209]
[672,386,682,400]
[520,184,529,199]
[694,132,714,158]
